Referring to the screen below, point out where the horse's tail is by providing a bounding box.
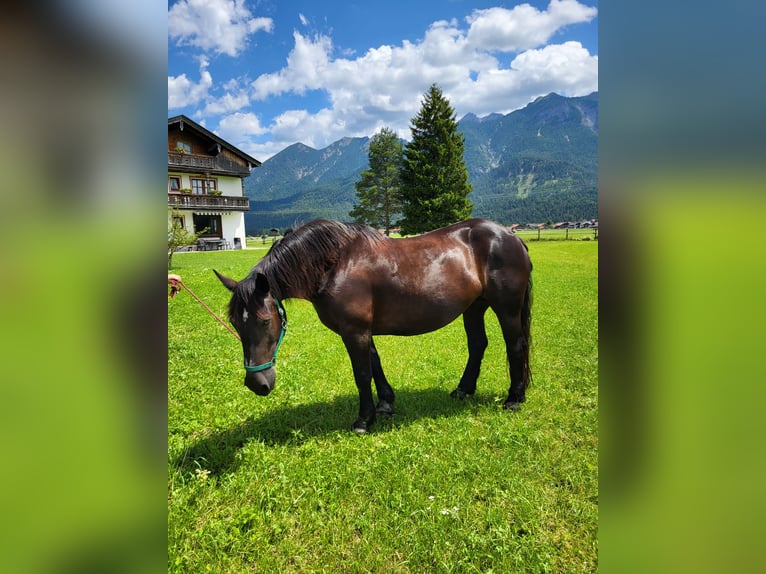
[520,267,533,389]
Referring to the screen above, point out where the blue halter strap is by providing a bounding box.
[243,298,287,373]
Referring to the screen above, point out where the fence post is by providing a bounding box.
[566,228,569,240]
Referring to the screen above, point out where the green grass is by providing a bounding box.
[168,240,597,573]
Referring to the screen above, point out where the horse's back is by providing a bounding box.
[386,218,531,299]
[388,218,530,277]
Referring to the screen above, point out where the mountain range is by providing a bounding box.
[244,92,597,233]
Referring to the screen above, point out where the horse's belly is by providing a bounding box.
[371,295,472,336]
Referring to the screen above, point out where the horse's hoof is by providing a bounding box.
[376,400,394,416]
[450,389,472,400]
[352,419,371,434]
[503,401,522,411]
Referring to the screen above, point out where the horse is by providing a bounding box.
[214,218,533,433]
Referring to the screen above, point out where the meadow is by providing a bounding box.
[168,239,598,573]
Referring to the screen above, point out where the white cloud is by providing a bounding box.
[452,41,598,117]
[168,59,213,109]
[466,0,597,52]
[202,91,250,115]
[168,0,273,57]
[510,41,598,91]
[239,142,282,162]
[252,32,332,99]
[179,1,597,155]
[219,109,334,161]
[270,108,359,149]
[215,112,269,148]
[169,59,256,117]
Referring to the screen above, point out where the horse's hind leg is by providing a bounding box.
[497,312,530,410]
[451,299,489,400]
[371,338,395,415]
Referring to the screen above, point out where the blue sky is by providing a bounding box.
[169,0,597,160]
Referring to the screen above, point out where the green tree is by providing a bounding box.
[167,209,206,269]
[399,83,473,235]
[349,127,403,235]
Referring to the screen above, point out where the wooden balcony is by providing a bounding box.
[168,152,251,176]
[168,193,250,211]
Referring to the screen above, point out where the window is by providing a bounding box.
[193,214,221,237]
[172,216,184,229]
[175,141,191,154]
[190,178,217,195]
[168,176,180,192]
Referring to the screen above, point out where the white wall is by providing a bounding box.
[216,178,243,196]
[221,213,246,248]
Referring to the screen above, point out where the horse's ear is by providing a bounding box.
[255,273,270,295]
[213,269,238,292]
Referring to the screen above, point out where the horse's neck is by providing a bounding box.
[262,247,327,301]
[280,285,311,301]
[268,271,313,302]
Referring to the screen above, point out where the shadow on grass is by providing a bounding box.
[171,388,503,477]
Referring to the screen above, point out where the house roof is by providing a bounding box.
[168,114,261,168]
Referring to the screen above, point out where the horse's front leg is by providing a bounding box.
[341,332,376,433]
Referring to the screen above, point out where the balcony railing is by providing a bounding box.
[168,193,250,211]
[168,152,251,176]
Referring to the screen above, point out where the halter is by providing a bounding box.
[243,297,287,373]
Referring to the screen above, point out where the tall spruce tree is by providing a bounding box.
[349,127,403,235]
[399,84,473,235]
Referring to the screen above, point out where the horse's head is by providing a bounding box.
[214,270,286,397]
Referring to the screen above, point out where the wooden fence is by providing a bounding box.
[513,227,598,241]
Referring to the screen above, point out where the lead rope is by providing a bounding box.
[170,280,241,341]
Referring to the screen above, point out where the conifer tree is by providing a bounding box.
[399,84,473,235]
[349,127,403,235]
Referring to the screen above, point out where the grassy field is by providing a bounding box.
[168,239,598,573]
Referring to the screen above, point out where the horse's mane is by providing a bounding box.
[252,219,385,300]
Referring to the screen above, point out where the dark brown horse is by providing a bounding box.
[215,218,532,433]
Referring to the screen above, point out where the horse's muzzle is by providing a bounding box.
[244,368,275,396]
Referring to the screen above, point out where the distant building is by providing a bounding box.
[168,115,260,250]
